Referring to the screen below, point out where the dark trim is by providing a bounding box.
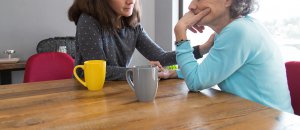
[179,0,183,19]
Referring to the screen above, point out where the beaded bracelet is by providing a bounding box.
[166,65,178,70]
[175,39,189,46]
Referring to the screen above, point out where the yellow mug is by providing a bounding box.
[73,60,106,91]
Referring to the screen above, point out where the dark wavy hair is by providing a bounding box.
[230,0,258,18]
[68,0,141,29]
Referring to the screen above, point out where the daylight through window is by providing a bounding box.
[182,0,300,62]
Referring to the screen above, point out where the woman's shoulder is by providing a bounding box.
[220,16,257,36]
[228,16,260,30]
[77,13,99,26]
[128,24,143,31]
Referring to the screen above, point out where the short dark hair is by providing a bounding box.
[68,0,141,28]
[230,0,258,18]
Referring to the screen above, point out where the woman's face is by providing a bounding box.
[188,0,232,26]
[108,0,136,18]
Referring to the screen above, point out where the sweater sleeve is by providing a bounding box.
[176,26,250,91]
[75,14,127,80]
[135,25,202,66]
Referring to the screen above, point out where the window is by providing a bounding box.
[181,0,300,62]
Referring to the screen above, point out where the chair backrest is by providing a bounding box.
[36,37,76,59]
[285,61,300,115]
[24,52,75,83]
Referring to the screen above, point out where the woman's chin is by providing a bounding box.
[122,12,133,17]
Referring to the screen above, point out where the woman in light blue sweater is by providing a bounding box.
[162,0,293,113]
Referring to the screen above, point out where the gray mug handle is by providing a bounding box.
[126,69,135,91]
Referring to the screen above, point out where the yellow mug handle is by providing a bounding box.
[73,65,87,87]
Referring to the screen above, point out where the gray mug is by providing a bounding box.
[126,65,158,102]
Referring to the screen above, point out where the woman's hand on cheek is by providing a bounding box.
[189,25,205,33]
[175,8,211,34]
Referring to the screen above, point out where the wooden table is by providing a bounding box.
[0,61,26,85]
[0,79,299,129]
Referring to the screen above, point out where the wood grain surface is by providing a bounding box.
[0,61,26,71]
[0,79,299,130]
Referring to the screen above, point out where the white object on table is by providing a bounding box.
[1,50,19,64]
[3,50,16,59]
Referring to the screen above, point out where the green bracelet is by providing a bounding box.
[166,65,178,70]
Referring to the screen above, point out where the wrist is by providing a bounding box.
[199,44,208,55]
[199,45,204,56]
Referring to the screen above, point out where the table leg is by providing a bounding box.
[0,70,12,85]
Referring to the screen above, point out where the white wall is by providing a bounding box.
[0,0,75,83]
[0,0,75,60]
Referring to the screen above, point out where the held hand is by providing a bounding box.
[149,61,164,71]
[149,61,178,79]
[158,70,178,79]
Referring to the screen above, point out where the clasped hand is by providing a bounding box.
[149,61,178,79]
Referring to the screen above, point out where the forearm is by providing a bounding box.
[176,41,212,91]
[156,52,177,66]
[199,44,210,56]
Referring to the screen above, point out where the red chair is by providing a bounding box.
[285,61,300,115]
[24,52,74,83]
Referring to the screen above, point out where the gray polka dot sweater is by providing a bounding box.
[75,13,202,80]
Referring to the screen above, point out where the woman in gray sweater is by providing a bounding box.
[68,0,212,80]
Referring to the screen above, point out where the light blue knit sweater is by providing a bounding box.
[176,16,293,113]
